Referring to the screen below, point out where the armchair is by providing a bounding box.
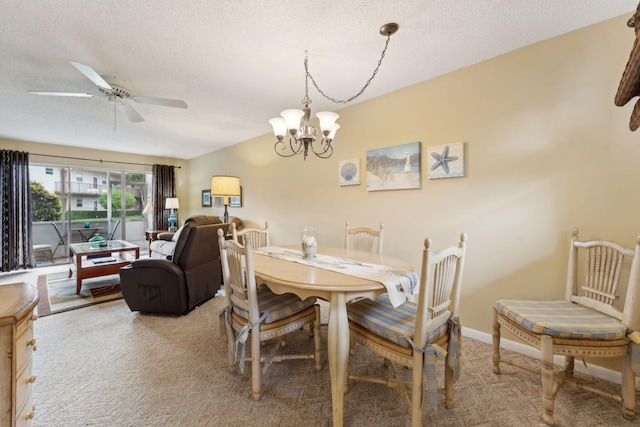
[120,217,231,314]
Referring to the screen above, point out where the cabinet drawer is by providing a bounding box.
[15,321,35,373]
[16,313,34,338]
[16,358,34,415]
[15,397,34,427]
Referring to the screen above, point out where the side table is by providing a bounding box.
[145,230,168,256]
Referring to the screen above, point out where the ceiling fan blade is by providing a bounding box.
[133,95,188,109]
[117,103,144,122]
[69,61,113,90]
[29,91,94,97]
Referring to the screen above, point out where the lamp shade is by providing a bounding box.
[165,198,180,209]
[142,202,153,214]
[211,176,241,197]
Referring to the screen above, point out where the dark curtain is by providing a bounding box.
[0,150,33,271]
[152,164,176,231]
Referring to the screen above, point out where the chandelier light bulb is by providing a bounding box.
[327,124,340,141]
[316,111,340,136]
[280,109,305,134]
[268,117,287,140]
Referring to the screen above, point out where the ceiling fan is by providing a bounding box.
[29,61,188,123]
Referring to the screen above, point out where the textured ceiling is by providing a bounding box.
[1,1,637,159]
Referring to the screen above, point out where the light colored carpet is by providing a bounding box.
[31,296,637,427]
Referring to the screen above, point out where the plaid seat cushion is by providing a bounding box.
[496,298,627,340]
[347,294,449,348]
[233,285,315,323]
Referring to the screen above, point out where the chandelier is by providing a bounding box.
[269,23,399,160]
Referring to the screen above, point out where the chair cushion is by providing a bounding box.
[233,285,315,323]
[347,294,449,348]
[496,298,627,340]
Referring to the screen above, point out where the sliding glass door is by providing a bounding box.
[30,163,150,265]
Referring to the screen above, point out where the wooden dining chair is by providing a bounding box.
[231,220,269,249]
[493,228,640,425]
[345,221,384,255]
[347,233,467,427]
[217,228,321,401]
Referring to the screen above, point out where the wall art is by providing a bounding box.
[229,187,243,207]
[427,141,464,179]
[338,158,360,186]
[366,141,421,191]
[201,190,211,207]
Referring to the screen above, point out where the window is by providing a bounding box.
[76,173,83,182]
[76,199,83,208]
[45,167,53,175]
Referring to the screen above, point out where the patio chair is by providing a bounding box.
[345,221,384,255]
[217,228,321,401]
[492,228,640,425]
[347,233,467,427]
[51,222,67,257]
[107,220,121,240]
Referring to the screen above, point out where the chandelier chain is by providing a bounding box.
[304,34,393,105]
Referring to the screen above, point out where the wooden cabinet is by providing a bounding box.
[0,283,39,427]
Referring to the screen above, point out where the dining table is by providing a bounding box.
[252,245,415,427]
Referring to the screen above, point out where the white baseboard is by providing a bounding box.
[462,326,626,385]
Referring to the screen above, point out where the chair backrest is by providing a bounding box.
[218,228,259,322]
[107,220,121,240]
[413,233,467,349]
[232,220,269,249]
[51,222,66,241]
[565,228,640,330]
[345,221,384,255]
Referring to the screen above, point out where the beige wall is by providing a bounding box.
[188,14,640,339]
[4,15,639,342]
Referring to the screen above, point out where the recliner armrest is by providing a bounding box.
[157,232,175,241]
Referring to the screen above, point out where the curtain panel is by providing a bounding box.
[0,150,33,271]
[151,164,176,231]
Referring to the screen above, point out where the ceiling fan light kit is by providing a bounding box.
[29,60,188,126]
[270,22,398,160]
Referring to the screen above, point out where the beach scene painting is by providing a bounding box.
[366,141,421,191]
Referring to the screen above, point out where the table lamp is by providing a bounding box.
[165,198,180,231]
[142,201,153,230]
[211,176,240,223]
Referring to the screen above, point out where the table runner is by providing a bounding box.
[253,246,418,307]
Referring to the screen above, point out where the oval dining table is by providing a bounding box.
[252,246,414,427]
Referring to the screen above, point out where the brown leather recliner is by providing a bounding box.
[120,216,230,315]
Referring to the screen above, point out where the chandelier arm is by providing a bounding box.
[305,34,393,105]
[311,139,334,159]
[274,137,304,157]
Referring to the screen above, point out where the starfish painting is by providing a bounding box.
[430,145,459,174]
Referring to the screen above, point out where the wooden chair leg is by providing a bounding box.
[540,335,555,425]
[251,328,262,401]
[492,308,501,374]
[313,305,322,371]
[411,352,423,427]
[563,355,574,379]
[444,351,454,409]
[621,353,636,420]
